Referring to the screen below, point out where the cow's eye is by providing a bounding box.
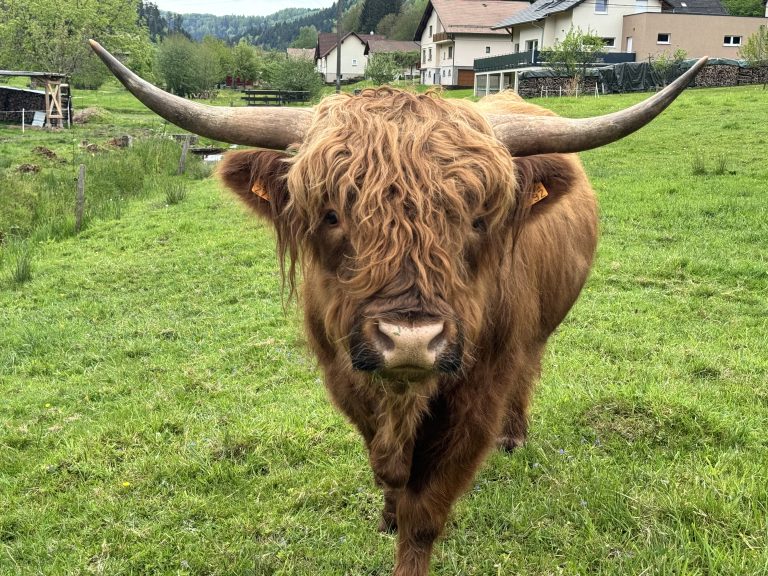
[472,217,486,232]
[324,210,339,226]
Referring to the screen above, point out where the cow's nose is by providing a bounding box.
[375,321,446,371]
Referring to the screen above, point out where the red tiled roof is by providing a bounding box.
[416,0,529,38]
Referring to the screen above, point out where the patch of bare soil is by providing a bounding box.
[17,164,40,174]
[33,146,57,159]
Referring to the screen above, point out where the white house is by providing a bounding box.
[315,32,385,83]
[414,0,530,86]
[492,0,767,58]
[492,0,666,54]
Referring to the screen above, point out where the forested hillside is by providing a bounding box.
[166,0,429,50]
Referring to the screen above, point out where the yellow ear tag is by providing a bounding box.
[251,182,270,202]
[529,182,548,207]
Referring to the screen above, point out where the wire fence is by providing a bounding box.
[0,108,72,129]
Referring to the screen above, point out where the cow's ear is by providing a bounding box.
[217,149,291,222]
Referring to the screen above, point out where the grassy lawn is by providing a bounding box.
[1,83,767,575]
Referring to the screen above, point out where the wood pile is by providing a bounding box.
[518,77,599,99]
[0,87,45,123]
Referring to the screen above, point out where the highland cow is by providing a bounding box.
[89,40,706,576]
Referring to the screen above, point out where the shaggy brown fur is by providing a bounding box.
[218,87,598,576]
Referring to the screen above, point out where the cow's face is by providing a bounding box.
[220,90,520,384]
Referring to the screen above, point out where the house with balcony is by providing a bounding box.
[492,0,667,55]
[414,0,529,87]
[491,0,766,59]
[476,0,767,95]
[315,32,385,83]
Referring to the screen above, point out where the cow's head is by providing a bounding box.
[89,40,706,385]
[218,89,521,382]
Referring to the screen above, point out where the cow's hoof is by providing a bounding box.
[497,435,525,452]
[378,512,398,533]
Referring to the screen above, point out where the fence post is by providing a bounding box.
[75,164,85,233]
[22,108,25,133]
[178,135,190,175]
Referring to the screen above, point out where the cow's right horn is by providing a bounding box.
[488,56,708,157]
[89,39,312,150]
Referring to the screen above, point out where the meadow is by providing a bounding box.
[0,81,766,575]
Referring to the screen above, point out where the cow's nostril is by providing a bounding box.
[376,321,445,370]
[427,327,446,353]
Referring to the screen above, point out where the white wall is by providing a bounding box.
[319,36,369,83]
[419,10,442,85]
[570,0,662,49]
[511,0,664,51]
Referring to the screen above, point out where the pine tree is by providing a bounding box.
[359,0,402,35]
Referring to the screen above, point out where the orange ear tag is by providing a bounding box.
[251,182,270,202]
[529,182,548,207]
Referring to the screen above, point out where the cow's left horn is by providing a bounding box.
[487,57,708,157]
[88,39,312,149]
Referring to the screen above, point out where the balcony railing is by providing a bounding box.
[432,32,454,43]
[474,50,636,72]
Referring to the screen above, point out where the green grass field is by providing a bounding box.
[1,83,767,575]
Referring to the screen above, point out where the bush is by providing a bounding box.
[651,49,688,87]
[365,53,401,86]
[270,56,323,101]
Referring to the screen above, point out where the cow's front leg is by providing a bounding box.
[498,346,545,452]
[392,396,504,576]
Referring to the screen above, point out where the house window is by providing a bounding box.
[724,35,742,46]
[485,46,491,54]
[525,39,538,51]
[422,49,426,63]
[595,0,608,13]
[428,47,432,61]
[448,69,452,76]
[352,58,357,67]
[448,46,453,59]
[602,37,616,48]
[514,43,520,53]
[429,25,433,37]
[657,33,670,44]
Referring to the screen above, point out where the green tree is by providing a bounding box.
[365,53,400,85]
[375,13,399,37]
[359,0,402,35]
[389,0,428,41]
[270,55,323,100]
[231,39,260,86]
[342,1,364,33]
[155,34,197,96]
[138,1,168,42]
[541,26,606,87]
[290,26,319,49]
[651,48,688,87]
[0,0,151,88]
[739,25,768,88]
[194,38,226,95]
[721,0,764,16]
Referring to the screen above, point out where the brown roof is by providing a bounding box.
[316,32,386,59]
[364,39,421,55]
[415,0,529,38]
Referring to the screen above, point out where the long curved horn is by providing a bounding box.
[488,57,708,157]
[89,39,312,149]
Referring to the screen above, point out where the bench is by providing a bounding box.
[241,90,311,106]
